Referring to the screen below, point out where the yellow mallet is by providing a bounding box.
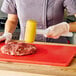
[24,20,37,43]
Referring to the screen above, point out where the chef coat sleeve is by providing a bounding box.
[1,0,17,14]
[64,0,76,15]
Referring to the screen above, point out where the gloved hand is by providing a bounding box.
[44,22,70,39]
[0,32,12,43]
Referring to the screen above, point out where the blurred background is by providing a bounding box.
[0,0,76,44]
[0,0,6,17]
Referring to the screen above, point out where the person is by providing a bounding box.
[0,0,76,44]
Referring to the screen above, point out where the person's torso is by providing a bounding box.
[15,0,64,27]
[14,0,66,42]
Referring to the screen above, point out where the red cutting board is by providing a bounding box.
[0,42,76,67]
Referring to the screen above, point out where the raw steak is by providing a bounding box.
[0,42,37,56]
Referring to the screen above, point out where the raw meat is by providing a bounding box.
[0,42,37,56]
